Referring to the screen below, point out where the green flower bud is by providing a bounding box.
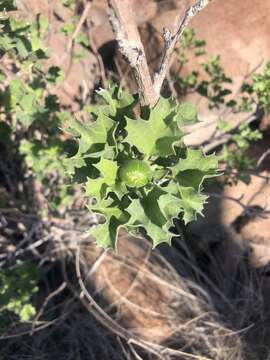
[119,160,152,188]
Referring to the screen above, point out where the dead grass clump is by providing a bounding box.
[2,211,268,359]
[78,232,247,359]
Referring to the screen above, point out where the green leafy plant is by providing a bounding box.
[250,61,270,114]
[0,7,48,61]
[65,85,219,249]
[228,62,270,114]
[0,263,40,323]
[0,2,76,211]
[173,30,233,110]
[174,28,206,70]
[20,138,74,210]
[173,29,205,95]
[173,30,270,186]
[217,119,262,184]
[197,55,233,109]
[175,31,270,115]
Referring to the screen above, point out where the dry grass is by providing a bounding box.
[2,208,270,359]
[76,231,245,360]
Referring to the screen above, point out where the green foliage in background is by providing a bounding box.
[249,61,270,114]
[0,2,75,211]
[0,263,40,323]
[174,29,270,115]
[174,29,269,184]
[0,6,48,62]
[217,120,262,184]
[173,29,232,108]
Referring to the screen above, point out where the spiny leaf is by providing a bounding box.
[172,148,218,190]
[125,97,180,157]
[127,199,170,248]
[179,186,207,224]
[63,86,219,250]
[94,84,136,118]
[66,114,114,154]
[88,218,121,249]
[85,159,118,201]
[88,198,128,249]
[126,186,175,247]
[157,193,183,226]
[64,144,115,177]
[89,198,123,219]
[63,154,86,176]
[175,103,198,127]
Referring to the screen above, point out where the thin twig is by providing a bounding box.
[203,109,261,153]
[154,0,212,96]
[84,0,107,88]
[67,0,92,53]
[31,282,67,334]
[64,1,93,82]
[257,148,270,168]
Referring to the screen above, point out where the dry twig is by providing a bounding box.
[63,0,93,81]
[107,0,157,105]
[68,1,92,53]
[153,0,212,97]
[107,0,213,106]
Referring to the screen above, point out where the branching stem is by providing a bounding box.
[107,0,213,107]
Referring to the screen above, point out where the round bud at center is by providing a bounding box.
[119,160,152,188]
